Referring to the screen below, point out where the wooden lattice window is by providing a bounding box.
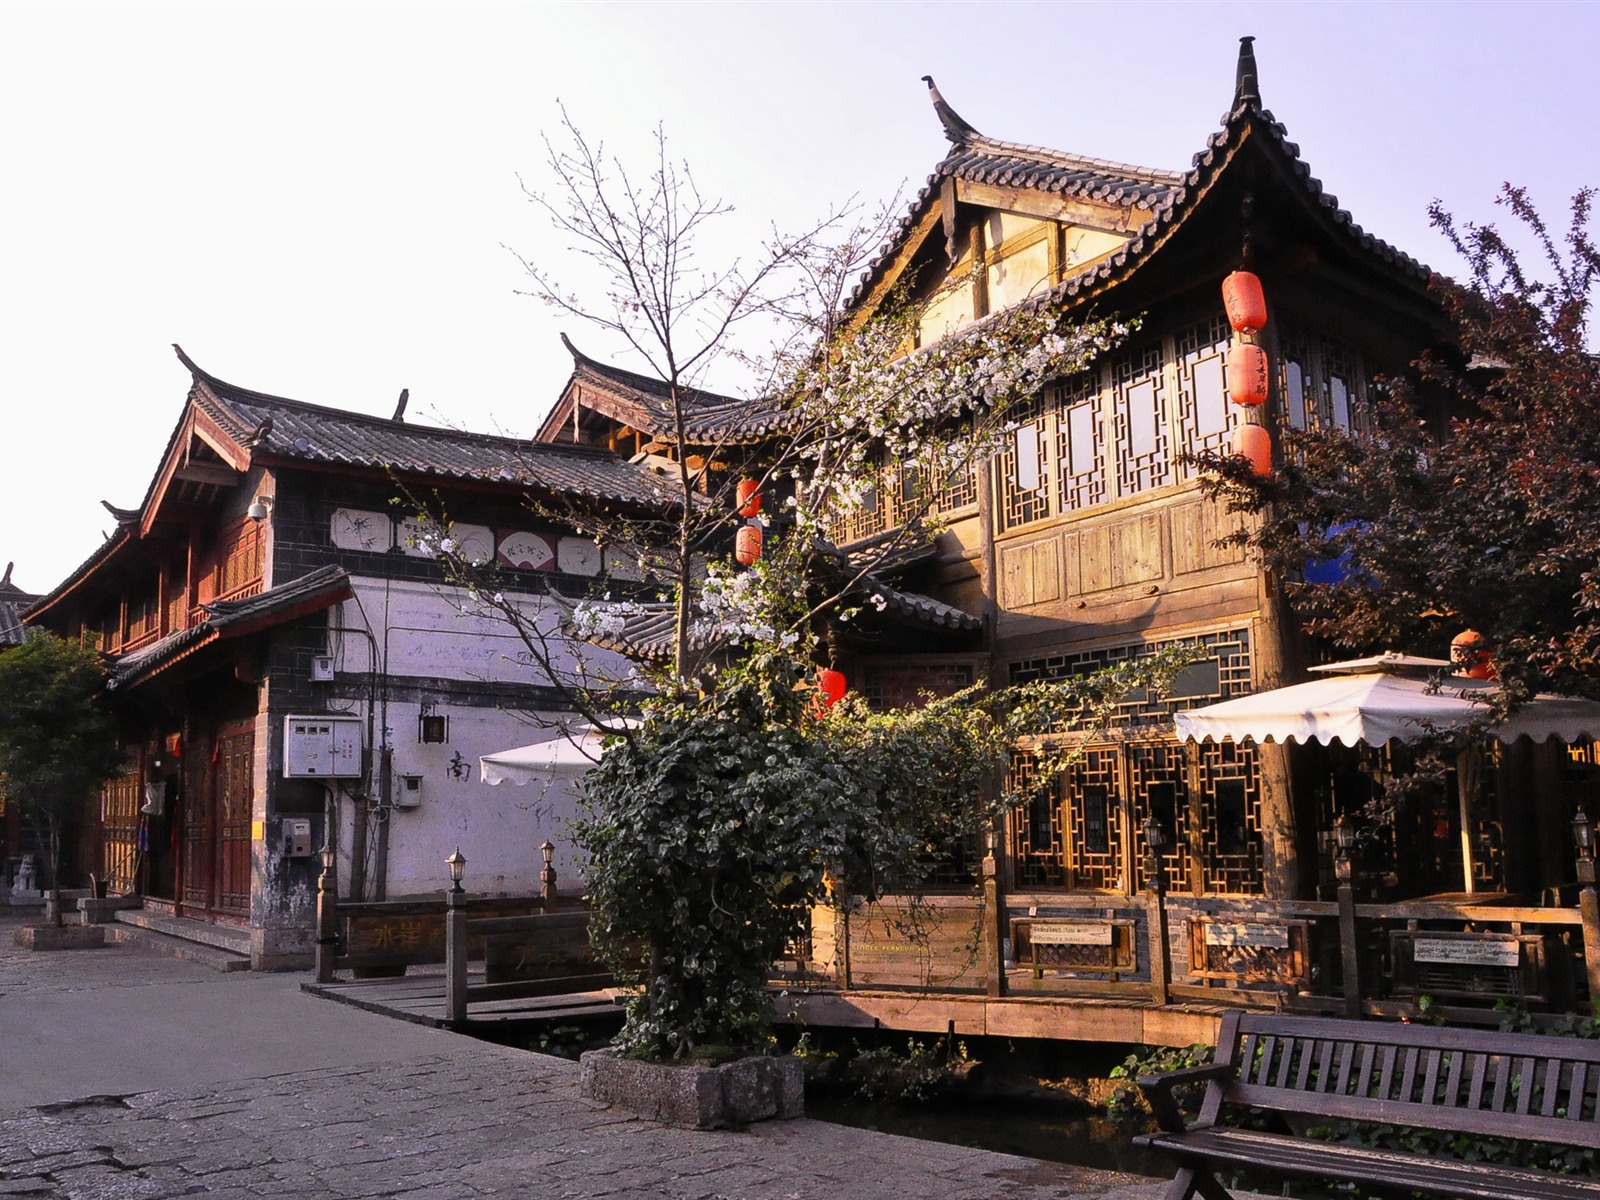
[936,461,978,512]
[1176,313,1234,463]
[215,518,264,598]
[1191,738,1264,895]
[1064,746,1125,890]
[1112,342,1170,496]
[1009,628,1254,729]
[995,393,1051,531]
[859,662,976,712]
[1128,743,1193,893]
[126,586,160,645]
[1008,752,1066,888]
[1277,320,1367,434]
[1054,373,1105,512]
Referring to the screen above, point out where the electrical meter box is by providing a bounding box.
[283,715,363,778]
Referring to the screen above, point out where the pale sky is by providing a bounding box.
[2,0,1595,594]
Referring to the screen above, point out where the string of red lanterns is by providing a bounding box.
[1223,270,1272,479]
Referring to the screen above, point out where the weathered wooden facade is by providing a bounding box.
[543,41,1600,1043]
[25,348,668,967]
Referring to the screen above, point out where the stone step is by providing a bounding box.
[111,909,252,964]
[105,923,252,972]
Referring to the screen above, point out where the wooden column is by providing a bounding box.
[982,842,1002,998]
[1146,843,1169,1006]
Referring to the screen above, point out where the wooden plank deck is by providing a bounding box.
[301,969,623,1029]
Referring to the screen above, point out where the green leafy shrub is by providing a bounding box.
[1106,1042,1214,1121]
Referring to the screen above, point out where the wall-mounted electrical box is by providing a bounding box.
[283,715,363,777]
[309,655,336,682]
[281,817,314,857]
[394,773,424,809]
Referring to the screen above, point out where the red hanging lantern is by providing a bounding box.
[736,478,762,518]
[735,524,762,565]
[817,668,847,710]
[1450,629,1497,680]
[1232,422,1272,478]
[1226,342,1269,406]
[1222,270,1268,333]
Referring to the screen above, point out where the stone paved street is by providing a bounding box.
[0,914,1202,1199]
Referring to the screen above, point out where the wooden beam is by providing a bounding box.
[955,178,1152,235]
[174,462,244,488]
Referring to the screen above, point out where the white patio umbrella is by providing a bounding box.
[1173,654,1600,894]
[1174,655,1600,748]
[480,721,635,785]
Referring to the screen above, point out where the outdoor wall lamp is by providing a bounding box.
[1573,808,1595,885]
[540,840,555,869]
[446,847,466,895]
[246,495,273,521]
[1142,813,1169,852]
[1332,815,1357,882]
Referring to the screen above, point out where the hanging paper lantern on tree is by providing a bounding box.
[1451,629,1497,680]
[1222,270,1268,333]
[1232,422,1272,478]
[736,479,762,518]
[817,668,847,710]
[1226,342,1270,406]
[734,524,762,565]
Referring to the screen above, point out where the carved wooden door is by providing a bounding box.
[213,723,254,915]
[181,733,212,909]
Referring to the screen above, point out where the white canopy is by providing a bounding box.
[480,723,623,785]
[1174,670,1600,747]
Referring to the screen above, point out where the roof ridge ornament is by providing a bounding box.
[922,75,981,145]
[1234,35,1262,109]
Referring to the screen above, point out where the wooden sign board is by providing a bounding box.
[1204,922,1291,950]
[1413,936,1520,968]
[1029,922,1115,946]
[846,900,983,991]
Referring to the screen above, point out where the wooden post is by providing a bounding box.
[1146,843,1169,1006]
[1337,879,1361,1019]
[981,844,1002,999]
[314,846,338,985]
[445,891,468,1026]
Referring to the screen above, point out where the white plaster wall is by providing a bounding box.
[380,703,592,897]
[310,575,632,900]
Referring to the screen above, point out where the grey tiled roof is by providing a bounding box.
[109,565,353,689]
[562,337,789,445]
[0,566,39,647]
[849,58,1430,314]
[176,347,678,509]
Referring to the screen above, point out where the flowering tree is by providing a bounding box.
[1199,187,1600,702]
[416,117,1182,1059]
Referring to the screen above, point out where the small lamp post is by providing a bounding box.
[1332,815,1357,883]
[446,847,467,903]
[540,839,558,910]
[1573,808,1595,886]
[1142,813,1169,891]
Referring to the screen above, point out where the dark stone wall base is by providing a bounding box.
[578,1050,803,1129]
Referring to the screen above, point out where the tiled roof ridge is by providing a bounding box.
[950,132,1183,189]
[849,41,1432,315]
[561,334,745,412]
[176,344,621,462]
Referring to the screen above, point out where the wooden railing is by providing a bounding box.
[443,903,611,1025]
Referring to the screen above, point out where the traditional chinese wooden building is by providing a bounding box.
[25,348,667,967]
[544,40,1600,1042]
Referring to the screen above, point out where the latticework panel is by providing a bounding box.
[936,461,978,512]
[1112,342,1170,496]
[1008,752,1066,888]
[1322,338,1363,432]
[995,394,1051,531]
[1175,313,1234,463]
[1191,738,1265,895]
[859,662,976,712]
[827,481,888,546]
[100,771,142,895]
[1054,373,1105,512]
[1127,743,1193,893]
[1009,628,1254,729]
[1064,746,1125,891]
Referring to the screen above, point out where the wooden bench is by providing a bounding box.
[1135,1010,1600,1200]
